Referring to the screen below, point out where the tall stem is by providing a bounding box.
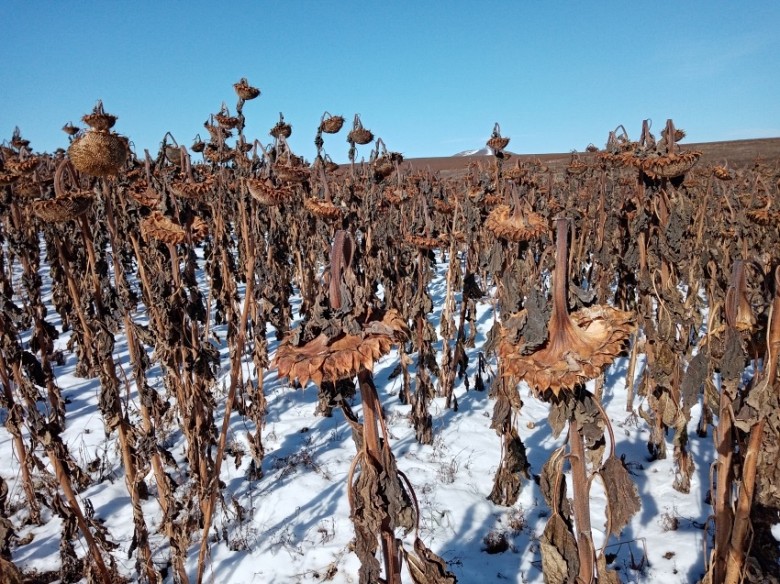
[724,418,765,584]
[357,369,403,584]
[569,413,595,584]
[0,353,40,523]
[552,218,569,325]
[101,185,162,583]
[196,202,256,584]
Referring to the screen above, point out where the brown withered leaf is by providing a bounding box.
[539,447,570,518]
[656,390,682,428]
[540,514,579,584]
[488,428,530,506]
[403,537,458,584]
[754,390,780,509]
[547,398,574,439]
[490,391,511,434]
[0,557,23,584]
[572,393,607,469]
[596,553,622,584]
[380,445,415,533]
[573,393,604,449]
[720,329,745,383]
[672,426,695,494]
[599,456,641,536]
[680,349,709,415]
[352,459,383,583]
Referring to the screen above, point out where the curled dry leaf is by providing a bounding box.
[599,456,641,536]
[403,537,458,584]
[487,427,530,506]
[540,514,579,584]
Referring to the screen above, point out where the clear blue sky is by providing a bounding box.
[2,1,778,162]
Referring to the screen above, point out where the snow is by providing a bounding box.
[453,147,492,157]
[0,246,738,584]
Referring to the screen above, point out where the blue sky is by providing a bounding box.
[2,1,778,162]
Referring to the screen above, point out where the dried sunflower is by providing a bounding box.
[319,112,345,134]
[405,234,444,250]
[233,77,261,100]
[641,150,702,179]
[273,309,410,387]
[5,157,41,175]
[31,195,93,222]
[347,114,374,145]
[140,212,186,245]
[503,219,634,397]
[246,177,294,206]
[68,104,129,178]
[304,198,343,221]
[81,100,117,132]
[0,172,20,186]
[486,123,510,153]
[270,113,292,139]
[485,204,546,242]
[169,177,214,200]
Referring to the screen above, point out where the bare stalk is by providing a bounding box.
[196,201,256,584]
[569,414,596,584]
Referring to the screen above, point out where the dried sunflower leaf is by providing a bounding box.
[596,553,622,584]
[548,399,573,439]
[600,456,641,536]
[540,514,579,584]
[680,348,709,414]
[403,537,457,584]
[539,448,570,518]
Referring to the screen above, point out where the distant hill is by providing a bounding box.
[404,137,780,178]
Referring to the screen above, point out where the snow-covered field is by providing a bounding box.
[1,249,727,583]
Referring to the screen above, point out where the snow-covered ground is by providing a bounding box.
[1,248,726,583]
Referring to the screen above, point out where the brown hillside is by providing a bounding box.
[403,137,780,178]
